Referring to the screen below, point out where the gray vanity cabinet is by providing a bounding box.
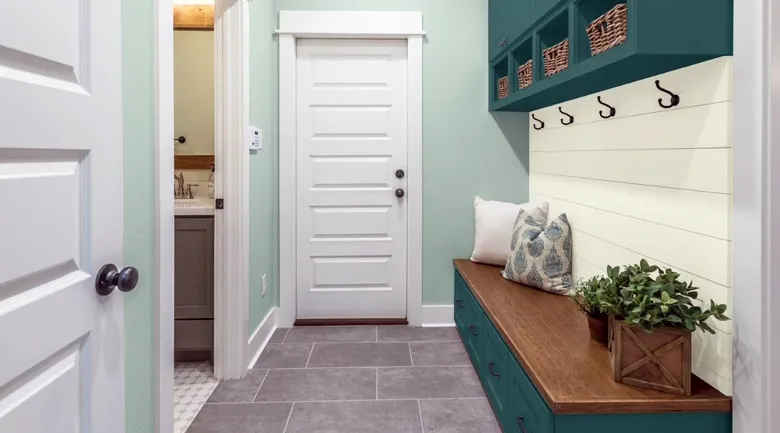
[174,216,214,361]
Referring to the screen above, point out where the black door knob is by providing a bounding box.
[96,264,140,296]
[395,189,405,198]
[395,169,405,179]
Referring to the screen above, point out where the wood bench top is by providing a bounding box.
[454,259,732,415]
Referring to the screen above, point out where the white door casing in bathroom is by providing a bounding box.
[296,39,409,319]
[0,0,125,432]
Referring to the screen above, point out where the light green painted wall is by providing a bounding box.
[248,0,530,329]
[122,0,155,431]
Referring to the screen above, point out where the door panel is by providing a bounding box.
[296,39,408,319]
[0,0,124,431]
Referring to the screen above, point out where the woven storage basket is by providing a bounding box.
[517,60,533,89]
[497,76,509,99]
[587,4,628,56]
[543,39,569,77]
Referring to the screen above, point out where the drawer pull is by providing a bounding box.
[488,362,501,377]
[517,416,527,433]
[469,326,479,336]
[456,300,465,308]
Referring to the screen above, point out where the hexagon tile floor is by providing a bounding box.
[174,362,219,433]
[184,326,501,433]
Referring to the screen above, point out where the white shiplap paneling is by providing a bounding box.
[529,57,733,395]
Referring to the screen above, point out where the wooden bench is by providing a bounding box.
[453,259,732,433]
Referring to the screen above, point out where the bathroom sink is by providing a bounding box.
[175,198,213,208]
[175,199,215,216]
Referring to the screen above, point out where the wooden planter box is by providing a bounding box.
[609,318,692,396]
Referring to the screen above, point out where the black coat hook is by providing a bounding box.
[597,96,616,119]
[655,80,680,109]
[531,114,545,130]
[559,107,574,125]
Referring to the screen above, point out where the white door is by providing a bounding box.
[296,39,408,319]
[0,1,126,432]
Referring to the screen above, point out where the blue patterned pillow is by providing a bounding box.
[502,210,572,295]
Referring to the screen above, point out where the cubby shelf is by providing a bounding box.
[488,0,733,112]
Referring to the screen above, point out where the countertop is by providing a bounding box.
[175,198,214,216]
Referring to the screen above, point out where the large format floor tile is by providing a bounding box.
[377,366,484,399]
[284,326,377,343]
[285,400,423,433]
[207,369,267,403]
[253,343,313,369]
[187,403,292,433]
[419,398,502,433]
[185,326,501,433]
[377,326,459,342]
[307,342,412,368]
[254,367,377,402]
[410,341,470,366]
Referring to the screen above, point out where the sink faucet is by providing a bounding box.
[174,172,185,198]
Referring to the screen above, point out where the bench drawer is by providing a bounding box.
[507,357,554,433]
[455,270,485,368]
[482,317,510,426]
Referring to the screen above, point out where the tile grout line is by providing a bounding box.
[281,401,295,433]
[375,367,379,400]
[305,342,315,368]
[255,365,470,371]
[408,342,415,366]
[375,326,378,342]
[251,369,271,402]
[203,397,488,405]
[280,328,290,344]
[417,399,426,433]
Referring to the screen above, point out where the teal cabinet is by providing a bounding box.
[508,360,554,433]
[481,321,510,425]
[488,0,733,111]
[489,0,532,61]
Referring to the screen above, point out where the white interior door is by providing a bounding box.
[296,39,408,319]
[0,1,126,432]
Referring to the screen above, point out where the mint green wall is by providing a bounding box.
[248,0,530,329]
[122,0,155,431]
[249,0,280,330]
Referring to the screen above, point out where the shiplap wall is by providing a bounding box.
[529,57,733,394]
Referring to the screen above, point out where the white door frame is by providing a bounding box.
[154,0,251,431]
[732,0,778,432]
[276,11,425,327]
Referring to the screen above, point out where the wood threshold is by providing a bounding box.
[294,318,408,326]
[453,258,732,415]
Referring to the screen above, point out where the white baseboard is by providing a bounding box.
[421,304,454,327]
[246,307,277,370]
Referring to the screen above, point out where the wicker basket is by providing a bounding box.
[543,39,569,77]
[587,4,628,56]
[497,76,509,100]
[517,60,533,89]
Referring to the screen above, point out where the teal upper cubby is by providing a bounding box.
[488,0,733,112]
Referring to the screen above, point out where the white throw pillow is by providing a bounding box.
[470,196,549,266]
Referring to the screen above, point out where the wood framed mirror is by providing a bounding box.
[173,5,214,30]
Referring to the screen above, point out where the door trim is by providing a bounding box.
[277,10,425,327]
[154,0,251,431]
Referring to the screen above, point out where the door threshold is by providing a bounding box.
[294,318,408,326]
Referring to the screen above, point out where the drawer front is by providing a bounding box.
[455,270,485,368]
[454,270,469,333]
[508,358,554,433]
[482,317,510,425]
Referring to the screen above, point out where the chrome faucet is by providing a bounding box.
[174,172,185,198]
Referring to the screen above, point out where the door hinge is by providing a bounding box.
[216,198,224,209]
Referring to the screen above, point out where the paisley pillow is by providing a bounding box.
[501,210,572,295]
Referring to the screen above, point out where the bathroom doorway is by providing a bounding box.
[172,4,218,431]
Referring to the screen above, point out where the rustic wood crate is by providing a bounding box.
[609,318,692,396]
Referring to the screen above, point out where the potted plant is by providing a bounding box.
[601,259,730,396]
[570,276,610,344]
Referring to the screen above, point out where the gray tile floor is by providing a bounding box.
[187,326,501,433]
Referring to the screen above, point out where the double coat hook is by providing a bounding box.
[531,114,545,130]
[559,107,574,126]
[655,80,680,109]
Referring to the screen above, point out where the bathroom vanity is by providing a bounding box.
[174,200,215,362]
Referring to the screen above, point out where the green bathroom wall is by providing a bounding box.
[248,0,531,330]
[122,0,155,431]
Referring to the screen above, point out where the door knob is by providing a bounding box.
[95,264,139,296]
[395,189,405,198]
[395,169,405,179]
